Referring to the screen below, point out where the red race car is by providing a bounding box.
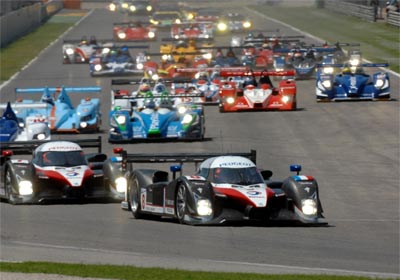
[218,69,297,112]
[170,21,214,40]
[113,21,156,41]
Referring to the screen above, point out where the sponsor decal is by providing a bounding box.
[218,161,252,167]
[247,190,262,196]
[66,172,79,177]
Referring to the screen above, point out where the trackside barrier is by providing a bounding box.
[387,10,400,27]
[0,0,63,48]
[324,0,376,22]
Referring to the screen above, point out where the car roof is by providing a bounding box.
[200,156,256,169]
[36,141,82,153]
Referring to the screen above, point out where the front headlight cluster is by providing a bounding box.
[301,199,317,216]
[196,199,212,216]
[226,97,235,104]
[109,3,116,11]
[65,48,74,55]
[217,22,228,31]
[115,177,127,193]
[148,31,155,38]
[243,21,251,28]
[322,67,334,74]
[19,180,33,195]
[181,114,194,125]
[117,31,126,40]
[146,5,152,12]
[129,5,136,12]
[281,95,291,103]
[321,79,332,90]
[94,64,102,72]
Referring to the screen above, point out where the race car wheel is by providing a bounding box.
[129,178,143,219]
[175,184,187,224]
[5,168,16,205]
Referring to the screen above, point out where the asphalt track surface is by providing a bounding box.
[0,1,399,278]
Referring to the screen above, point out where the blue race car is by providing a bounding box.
[316,63,390,101]
[89,45,149,77]
[109,80,205,143]
[13,86,102,133]
[0,102,50,142]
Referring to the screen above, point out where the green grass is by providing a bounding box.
[0,23,73,83]
[248,6,400,73]
[0,261,394,280]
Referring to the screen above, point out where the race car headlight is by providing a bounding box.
[243,21,251,28]
[66,48,74,55]
[121,2,128,9]
[19,122,25,128]
[196,199,212,216]
[175,19,181,24]
[322,80,332,89]
[231,37,241,47]
[226,97,235,104]
[136,63,144,70]
[146,5,152,11]
[148,31,155,38]
[322,67,334,74]
[187,13,195,20]
[80,122,88,128]
[350,58,360,66]
[281,95,290,103]
[178,106,187,114]
[115,177,127,193]
[151,73,159,81]
[182,114,194,124]
[217,22,227,31]
[129,5,136,12]
[301,199,317,215]
[117,31,126,39]
[109,3,116,11]
[36,133,46,140]
[161,54,169,61]
[202,52,212,60]
[150,19,159,25]
[19,180,33,195]
[375,79,384,88]
[116,115,127,125]
[94,64,102,72]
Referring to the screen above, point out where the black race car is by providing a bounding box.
[115,149,326,225]
[0,137,126,204]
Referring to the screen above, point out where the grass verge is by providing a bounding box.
[248,5,400,73]
[0,261,392,280]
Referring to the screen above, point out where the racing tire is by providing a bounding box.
[5,168,16,205]
[129,178,143,219]
[175,184,187,224]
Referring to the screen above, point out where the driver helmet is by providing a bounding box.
[144,99,156,109]
[139,83,151,92]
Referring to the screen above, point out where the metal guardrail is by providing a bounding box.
[387,10,400,27]
[324,0,376,22]
[0,0,63,48]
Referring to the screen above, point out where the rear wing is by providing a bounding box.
[113,149,257,172]
[220,70,295,77]
[63,38,114,44]
[0,102,48,110]
[176,67,248,73]
[15,87,102,94]
[0,136,102,155]
[112,78,193,85]
[316,63,389,68]
[113,21,153,26]
[92,45,150,50]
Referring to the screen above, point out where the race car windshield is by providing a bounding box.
[40,151,87,167]
[212,167,263,185]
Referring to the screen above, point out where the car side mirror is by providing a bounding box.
[260,170,273,180]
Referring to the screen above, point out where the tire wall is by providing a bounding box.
[0,0,63,48]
